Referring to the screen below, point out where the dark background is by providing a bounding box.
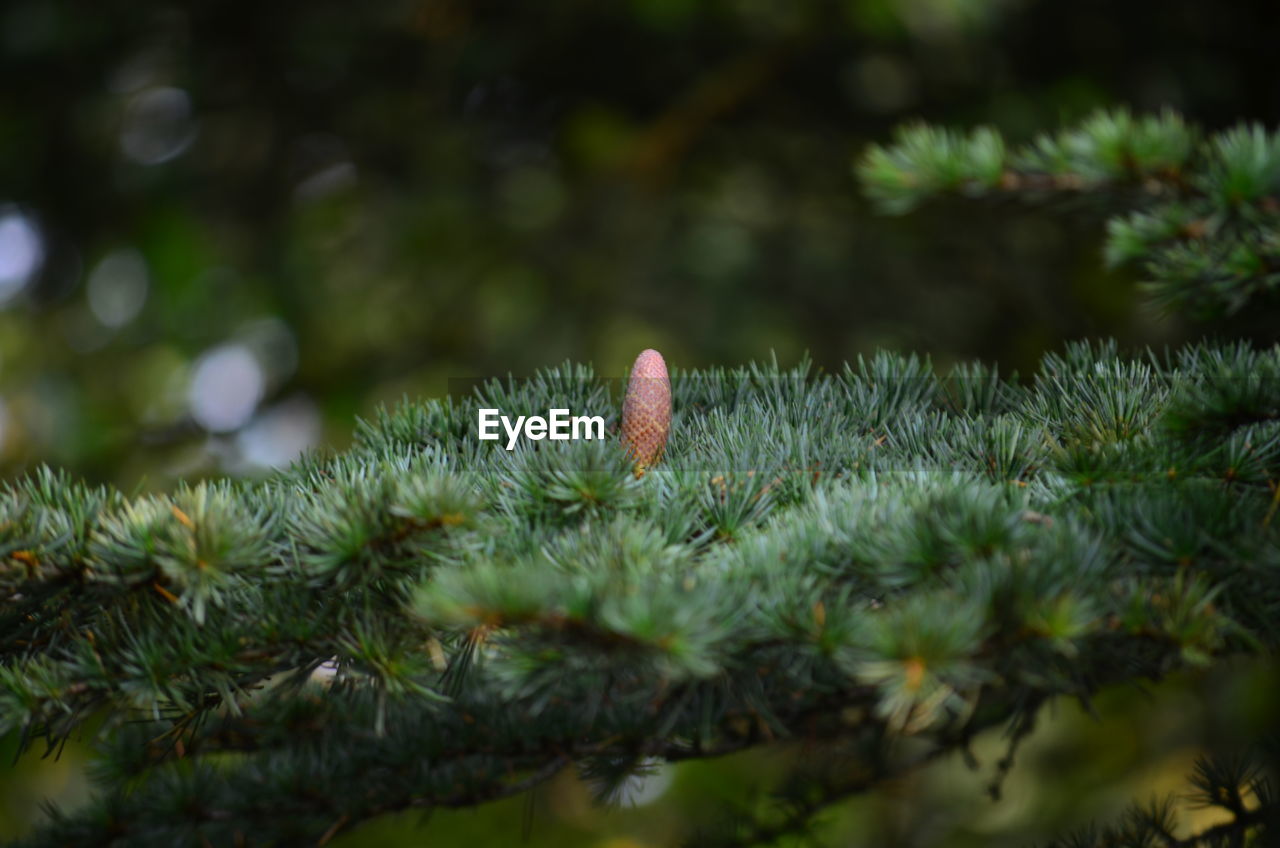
[2,0,1279,843]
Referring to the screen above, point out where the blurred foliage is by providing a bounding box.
[329,660,1280,847]
[4,0,1280,844]
[858,108,1280,318]
[2,0,1280,484]
[4,660,1276,845]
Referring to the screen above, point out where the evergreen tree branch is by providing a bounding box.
[2,349,1279,844]
[856,109,1280,317]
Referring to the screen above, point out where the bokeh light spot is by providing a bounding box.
[0,207,44,303]
[86,248,149,328]
[238,316,299,387]
[295,162,358,202]
[236,396,321,469]
[119,87,198,165]
[188,344,265,432]
[611,760,674,807]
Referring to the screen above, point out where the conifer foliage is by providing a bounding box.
[3,109,1280,846]
[3,346,1278,845]
[858,108,1280,317]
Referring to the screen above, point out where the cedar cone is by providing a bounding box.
[621,349,672,472]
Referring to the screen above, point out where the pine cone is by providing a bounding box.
[621,348,671,473]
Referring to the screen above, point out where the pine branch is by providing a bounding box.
[2,349,1279,844]
[857,109,1280,317]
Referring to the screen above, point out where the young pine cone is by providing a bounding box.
[620,348,671,473]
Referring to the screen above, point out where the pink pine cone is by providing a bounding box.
[621,349,672,471]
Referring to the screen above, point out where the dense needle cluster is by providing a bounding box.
[2,341,1279,845]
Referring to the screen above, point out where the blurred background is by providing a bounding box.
[3,0,1280,843]
[3,0,1280,486]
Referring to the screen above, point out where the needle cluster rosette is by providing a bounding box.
[620,348,672,473]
